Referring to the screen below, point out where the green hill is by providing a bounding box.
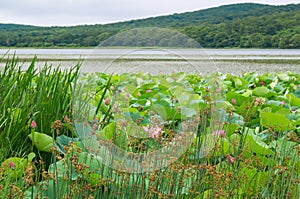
[0,3,299,48]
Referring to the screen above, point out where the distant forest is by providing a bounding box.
[0,3,299,48]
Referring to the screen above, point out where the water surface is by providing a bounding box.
[1,48,299,75]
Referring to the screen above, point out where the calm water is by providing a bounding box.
[1,48,299,75]
[1,48,300,56]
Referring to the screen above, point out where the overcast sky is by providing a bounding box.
[0,0,299,26]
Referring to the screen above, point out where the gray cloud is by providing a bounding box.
[0,0,298,26]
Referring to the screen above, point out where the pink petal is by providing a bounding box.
[104,98,110,105]
[142,126,149,133]
[231,98,236,104]
[228,156,235,164]
[30,120,37,128]
[214,130,226,138]
[9,161,16,169]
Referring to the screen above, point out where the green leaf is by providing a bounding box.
[277,73,290,82]
[242,89,253,97]
[224,123,239,137]
[48,159,78,180]
[166,107,182,120]
[233,77,248,89]
[98,122,115,140]
[87,173,102,187]
[214,138,233,156]
[74,123,93,138]
[275,108,291,115]
[28,132,54,153]
[253,87,269,97]
[226,92,248,106]
[150,104,168,120]
[274,83,286,93]
[56,135,80,154]
[234,78,243,88]
[244,131,274,156]
[0,157,28,180]
[287,93,300,107]
[27,152,36,162]
[227,113,244,125]
[260,112,293,132]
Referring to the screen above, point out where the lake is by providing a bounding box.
[1,48,299,75]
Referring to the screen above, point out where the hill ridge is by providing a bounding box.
[0,3,299,48]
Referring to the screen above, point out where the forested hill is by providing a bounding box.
[0,3,299,48]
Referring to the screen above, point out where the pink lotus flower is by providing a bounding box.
[146,89,151,93]
[143,126,162,138]
[228,156,235,164]
[104,97,110,105]
[231,98,236,104]
[255,98,262,105]
[214,130,226,138]
[30,120,37,128]
[259,81,265,85]
[282,101,286,106]
[9,161,16,169]
[137,92,141,97]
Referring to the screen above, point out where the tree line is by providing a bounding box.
[0,3,299,48]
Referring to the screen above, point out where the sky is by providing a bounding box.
[0,0,299,26]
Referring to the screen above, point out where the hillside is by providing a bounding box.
[0,3,299,48]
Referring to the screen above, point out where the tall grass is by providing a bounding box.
[0,55,79,196]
